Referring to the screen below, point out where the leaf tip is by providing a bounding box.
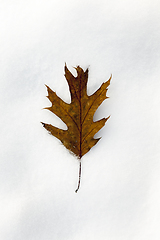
[41,122,46,127]
[108,74,112,84]
[64,62,68,72]
[106,115,110,121]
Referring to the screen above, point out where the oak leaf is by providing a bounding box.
[41,64,111,192]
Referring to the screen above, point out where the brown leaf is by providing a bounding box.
[42,64,111,192]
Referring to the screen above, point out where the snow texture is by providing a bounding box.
[0,0,160,239]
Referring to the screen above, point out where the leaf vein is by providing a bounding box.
[82,87,106,126]
[51,98,80,132]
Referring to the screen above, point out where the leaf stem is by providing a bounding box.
[75,161,81,193]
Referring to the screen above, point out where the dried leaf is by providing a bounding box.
[42,64,111,192]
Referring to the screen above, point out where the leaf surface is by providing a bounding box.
[41,64,111,191]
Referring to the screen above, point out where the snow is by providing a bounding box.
[0,0,160,239]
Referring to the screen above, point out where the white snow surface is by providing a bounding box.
[0,0,160,239]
